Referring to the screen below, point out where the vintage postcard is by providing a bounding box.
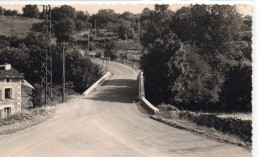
[0,1,258,157]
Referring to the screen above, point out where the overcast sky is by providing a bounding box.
[0,4,252,16]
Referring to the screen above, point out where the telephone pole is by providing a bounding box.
[94,19,97,39]
[87,33,90,53]
[138,18,141,36]
[62,43,65,102]
[1,8,4,21]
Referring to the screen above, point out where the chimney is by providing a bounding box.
[5,64,11,70]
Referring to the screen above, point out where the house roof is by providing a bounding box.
[0,67,24,79]
[115,40,143,50]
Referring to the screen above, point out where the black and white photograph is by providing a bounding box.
[0,1,258,157]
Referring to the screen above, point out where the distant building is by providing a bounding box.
[114,40,143,61]
[114,40,143,55]
[0,64,33,119]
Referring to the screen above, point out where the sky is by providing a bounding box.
[0,3,252,16]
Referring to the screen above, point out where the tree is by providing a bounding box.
[51,5,76,22]
[65,49,102,93]
[171,5,243,48]
[140,4,173,48]
[141,32,183,104]
[22,5,39,18]
[117,21,135,40]
[51,5,76,43]
[104,39,117,60]
[89,9,118,29]
[4,9,18,16]
[54,18,75,43]
[140,8,152,22]
[140,4,251,112]
[75,11,91,31]
[119,11,134,21]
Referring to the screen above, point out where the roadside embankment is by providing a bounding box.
[0,107,55,135]
[152,104,252,150]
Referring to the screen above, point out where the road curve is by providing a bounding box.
[0,60,250,157]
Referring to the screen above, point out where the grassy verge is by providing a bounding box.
[149,104,251,150]
[0,107,55,135]
[0,16,41,38]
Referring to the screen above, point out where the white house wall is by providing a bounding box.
[0,78,22,116]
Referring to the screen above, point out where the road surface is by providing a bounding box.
[0,60,251,157]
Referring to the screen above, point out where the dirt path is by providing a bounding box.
[0,60,251,157]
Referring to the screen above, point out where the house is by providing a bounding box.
[114,39,143,55]
[114,40,143,62]
[0,63,33,118]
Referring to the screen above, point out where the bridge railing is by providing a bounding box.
[138,72,159,114]
[83,72,111,95]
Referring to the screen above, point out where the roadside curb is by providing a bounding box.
[138,72,159,114]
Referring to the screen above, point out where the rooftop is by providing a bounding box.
[115,40,143,50]
[0,64,24,79]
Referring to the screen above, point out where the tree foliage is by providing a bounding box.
[51,5,76,43]
[22,5,39,18]
[140,4,252,112]
[0,33,102,98]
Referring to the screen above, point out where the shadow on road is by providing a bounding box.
[87,79,138,103]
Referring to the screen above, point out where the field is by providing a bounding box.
[0,16,42,38]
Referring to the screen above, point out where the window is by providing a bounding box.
[5,88,11,99]
[4,107,11,116]
[6,78,10,82]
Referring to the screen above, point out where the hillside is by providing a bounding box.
[0,16,42,38]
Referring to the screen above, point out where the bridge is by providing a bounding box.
[0,60,250,157]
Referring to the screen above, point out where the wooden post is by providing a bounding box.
[138,18,140,36]
[1,8,4,21]
[62,45,65,102]
[106,58,108,71]
[95,20,97,39]
[88,33,90,53]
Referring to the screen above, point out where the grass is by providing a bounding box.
[0,16,41,38]
[0,107,55,135]
[148,104,252,150]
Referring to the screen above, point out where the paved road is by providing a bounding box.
[0,60,251,157]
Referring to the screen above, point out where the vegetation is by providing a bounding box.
[22,5,40,18]
[0,5,104,107]
[0,107,55,135]
[0,4,252,112]
[140,4,252,112]
[153,105,252,149]
[0,6,19,16]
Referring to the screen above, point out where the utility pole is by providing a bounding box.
[138,17,141,36]
[87,33,90,53]
[41,5,53,107]
[10,19,14,36]
[1,8,4,21]
[49,6,53,98]
[62,43,65,102]
[106,58,108,71]
[94,19,97,39]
